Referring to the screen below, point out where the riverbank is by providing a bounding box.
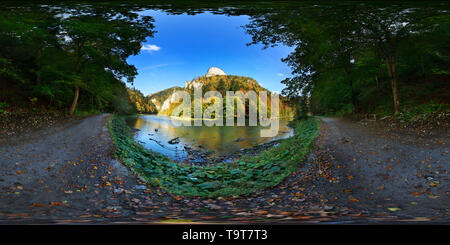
[124,114,295,165]
[1,114,448,224]
[180,139,286,165]
[109,114,319,197]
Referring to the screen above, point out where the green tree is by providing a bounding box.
[59,8,155,114]
[245,2,449,115]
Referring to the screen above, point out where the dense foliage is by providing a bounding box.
[147,86,185,111]
[109,114,318,197]
[127,87,157,114]
[2,1,447,118]
[245,2,450,116]
[0,3,155,115]
[150,75,295,118]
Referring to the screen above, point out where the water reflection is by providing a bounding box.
[125,115,293,161]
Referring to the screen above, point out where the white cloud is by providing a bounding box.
[142,63,168,70]
[277,73,285,77]
[141,44,161,53]
[141,62,184,71]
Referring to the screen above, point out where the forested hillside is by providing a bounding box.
[0,4,154,116]
[147,86,185,112]
[127,88,157,114]
[245,2,450,118]
[1,1,448,124]
[149,74,295,118]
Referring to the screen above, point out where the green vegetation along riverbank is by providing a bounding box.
[108,114,319,197]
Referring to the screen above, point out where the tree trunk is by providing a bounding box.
[350,79,357,112]
[35,44,41,85]
[391,77,400,114]
[69,86,79,115]
[345,63,357,113]
[69,53,83,115]
[385,55,400,114]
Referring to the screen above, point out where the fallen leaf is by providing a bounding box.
[30,203,46,208]
[429,181,439,187]
[388,207,401,212]
[411,191,422,197]
[349,198,359,203]
[199,216,216,219]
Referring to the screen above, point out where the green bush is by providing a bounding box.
[400,101,449,121]
[0,102,9,113]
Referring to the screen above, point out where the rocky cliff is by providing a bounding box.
[205,67,227,77]
[147,67,294,118]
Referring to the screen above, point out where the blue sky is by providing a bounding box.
[127,10,293,96]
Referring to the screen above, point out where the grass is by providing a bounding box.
[108,114,319,197]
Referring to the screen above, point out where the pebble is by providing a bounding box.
[135,185,147,190]
[207,204,222,210]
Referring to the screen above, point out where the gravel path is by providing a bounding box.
[0,115,448,224]
[0,114,140,223]
[306,117,449,221]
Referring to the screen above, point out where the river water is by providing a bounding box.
[125,115,294,161]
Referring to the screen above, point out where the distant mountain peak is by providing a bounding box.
[206,67,227,77]
[148,71,294,117]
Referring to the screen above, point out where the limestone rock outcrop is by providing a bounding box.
[205,67,227,77]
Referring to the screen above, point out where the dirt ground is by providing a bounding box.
[0,114,448,224]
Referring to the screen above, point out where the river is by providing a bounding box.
[125,115,294,161]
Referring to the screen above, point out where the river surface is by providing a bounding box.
[125,115,294,161]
